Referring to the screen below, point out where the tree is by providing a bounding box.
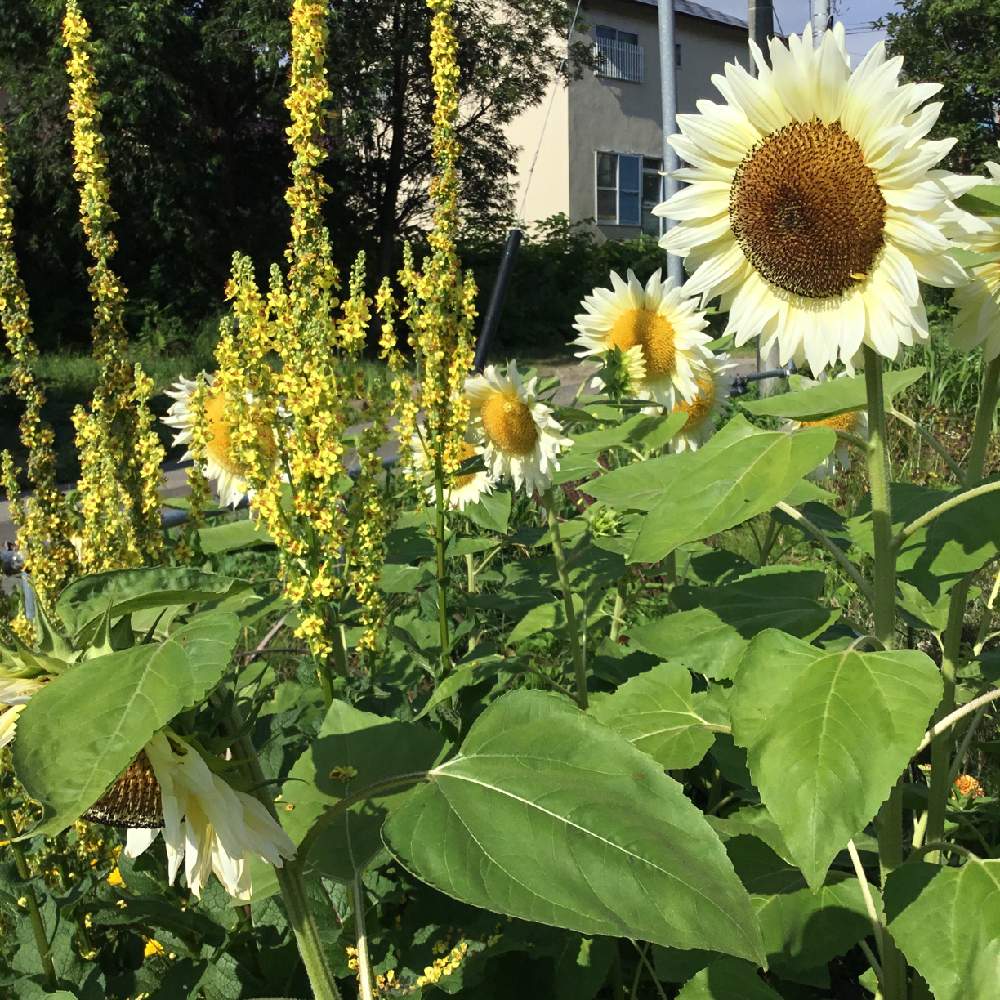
[880,0,1000,173]
[0,0,584,352]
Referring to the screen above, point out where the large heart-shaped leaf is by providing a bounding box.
[623,423,835,563]
[885,861,1000,1000]
[56,567,249,642]
[13,614,240,837]
[383,690,765,964]
[281,701,445,884]
[741,368,925,420]
[676,958,782,999]
[731,631,941,887]
[592,662,726,768]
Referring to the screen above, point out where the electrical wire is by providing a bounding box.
[517,0,585,219]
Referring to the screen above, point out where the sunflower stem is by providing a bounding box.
[925,356,1000,864]
[225,706,343,1000]
[433,453,452,673]
[544,490,588,709]
[863,348,906,1000]
[0,800,56,989]
[352,873,375,1000]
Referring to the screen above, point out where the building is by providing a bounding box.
[507,0,748,239]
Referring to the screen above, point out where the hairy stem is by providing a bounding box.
[434,454,452,672]
[352,873,375,1000]
[863,348,906,1000]
[545,491,588,709]
[925,356,1000,862]
[0,800,56,989]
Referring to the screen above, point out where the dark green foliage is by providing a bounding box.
[880,0,1000,171]
[0,1,585,352]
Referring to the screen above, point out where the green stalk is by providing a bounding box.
[0,800,56,989]
[433,453,452,673]
[925,356,1000,862]
[545,490,588,709]
[352,873,375,1000]
[226,709,343,1000]
[863,348,906,1000]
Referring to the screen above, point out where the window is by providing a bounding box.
[675,43,682,67]
[596,152,662,231]
[594,24,644,83]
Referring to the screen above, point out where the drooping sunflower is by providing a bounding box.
[573,269,713,406]
[163,374,275,508]
[655,23,980,373]
[464,362,571,496]
[410,429,495,511]
[951,160,1000,360]
[671,354,738,452]
[123,731,295,900]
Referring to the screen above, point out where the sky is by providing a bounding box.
[707,0,901,60]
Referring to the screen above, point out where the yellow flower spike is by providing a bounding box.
[0,126,79,606]
[63,1,165,571]
[212,2,397,666]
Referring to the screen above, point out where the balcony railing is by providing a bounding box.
[594,38,644,83]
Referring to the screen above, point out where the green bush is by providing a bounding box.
[462,215,669,359]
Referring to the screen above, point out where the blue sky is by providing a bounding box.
[709,0,901,59]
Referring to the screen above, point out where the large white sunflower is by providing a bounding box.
[163,374,275,508]
[573,269,713,405]
[951,160,1000,360]
[124,731,295,901]
[464,362,571,496]
[655,23,981,374]
[671,354,739,452]
[409,430,495,511]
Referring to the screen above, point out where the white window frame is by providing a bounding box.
[595,151,662,229]
[594,24,644,83]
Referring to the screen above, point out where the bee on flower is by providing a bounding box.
[162,374,276,509]
[464,362,572,496]
[573,269,713,407]
[671,354,739,452]
[655,23,983,374]
[784,374,869,481]
[410,428,495,510]
[123,731,295,901]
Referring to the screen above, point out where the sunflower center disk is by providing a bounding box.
[802,410,861,433]
[481,392,539,456]
[730,120,886,299]
[204,391,273,476]
[675,374,716,428]
[608,309,677,378]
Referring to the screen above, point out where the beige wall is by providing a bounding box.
[506,75,571,226]
[508,0,746,238]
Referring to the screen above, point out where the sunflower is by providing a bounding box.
[573,269,713,405]
[410,430,495,511]
[464,362,571,496]
[785,376,869,481]
[0,676,44,750]
[671,355,738,452]
[951,160,1000,360]
[163,374,275,508]
[655,23,981,374]
[124,731,295,900]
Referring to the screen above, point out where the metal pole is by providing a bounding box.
[474,228,522,372]
[811,0,832,34]
[657,0,683,285]
[747,0,780,391]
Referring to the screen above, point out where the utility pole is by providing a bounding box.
[811,0,832,34]
[657,0,684,285]
[747,0,778,390]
